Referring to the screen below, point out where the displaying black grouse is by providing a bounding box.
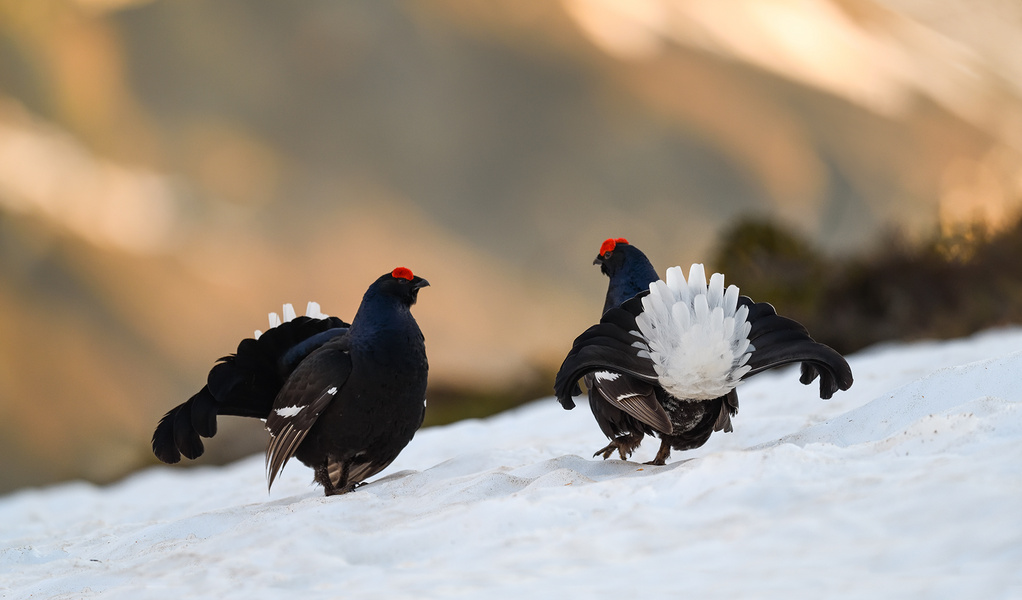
[152,268,430,495]
[555,238,853,465]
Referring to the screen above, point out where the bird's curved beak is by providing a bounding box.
[593,255,603,266]
[412,277,430,290]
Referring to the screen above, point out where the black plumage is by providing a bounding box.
[581,238,662,460]
[153,268,430,495]
[555,239,853,465]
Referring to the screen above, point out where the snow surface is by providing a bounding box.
[3,329,1022,599]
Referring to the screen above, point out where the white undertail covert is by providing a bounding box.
[633,264,754,400]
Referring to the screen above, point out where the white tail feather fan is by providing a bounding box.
[254,302,328,339]
[634,264,753,400]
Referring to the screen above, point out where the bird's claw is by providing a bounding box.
[593,440,636,461]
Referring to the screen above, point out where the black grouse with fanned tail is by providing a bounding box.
[555,239,852,465]
[153,268,430,495]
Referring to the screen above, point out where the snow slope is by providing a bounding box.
[2,329,1021,599]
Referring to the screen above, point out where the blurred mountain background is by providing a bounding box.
[1,0,1020,494]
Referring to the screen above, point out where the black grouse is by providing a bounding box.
[152,267,430,495]
[555,238,853,465]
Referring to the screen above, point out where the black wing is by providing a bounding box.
[265,337,353,491]
[554,300,660,410]
[589,370,673,434]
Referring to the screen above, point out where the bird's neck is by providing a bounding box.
[603,261,659,314]
[347,296,422,350]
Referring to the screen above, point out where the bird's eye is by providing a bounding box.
[604,251,612,259]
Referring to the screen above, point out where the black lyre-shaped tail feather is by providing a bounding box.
[738,297,853,399]
[152,315,349,464]
[151,386,217,464]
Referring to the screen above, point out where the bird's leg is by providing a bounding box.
[645,439,671,466]
[616,433,642,460]
[593,434,643,461]
[313,464,334,494]
[316,461,357,496]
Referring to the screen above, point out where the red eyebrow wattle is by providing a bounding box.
[391,267,414,280]
[600,238,628,255]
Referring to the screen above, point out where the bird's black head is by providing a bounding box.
[594,237,634,278]
[375,267,430,305]
[594,237,660,313]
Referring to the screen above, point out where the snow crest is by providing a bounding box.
[634,264,753,400]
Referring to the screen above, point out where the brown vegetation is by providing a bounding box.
[713,214,1022,355]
